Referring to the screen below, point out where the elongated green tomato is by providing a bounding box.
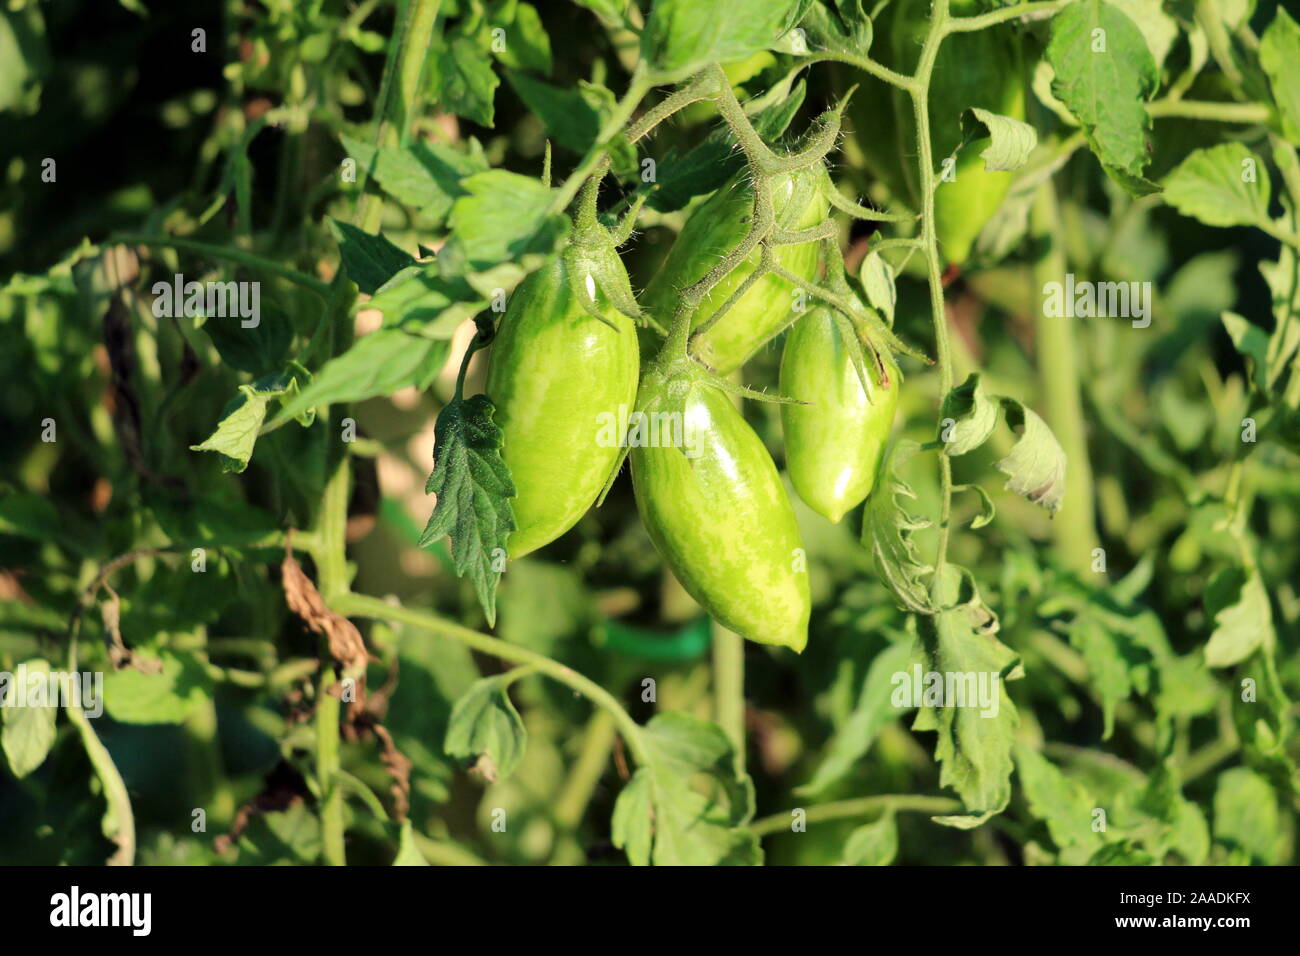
[856,0,1025,265]
[642,166,828,373]
[486,245,639,558]
[630,365,810,651]
[914,0,1024,264]
[779,309,900,523]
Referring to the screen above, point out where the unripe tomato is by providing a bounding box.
[486,246,640,557]
[779,308,900,523]
[850,0,1025,265]
[643,166,828,373]
[630,363,811,651]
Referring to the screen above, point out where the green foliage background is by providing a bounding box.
[0,0,1297,866]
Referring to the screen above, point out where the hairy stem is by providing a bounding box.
[749,795,962,837]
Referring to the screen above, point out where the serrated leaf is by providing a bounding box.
[1046,0,1158,193]
[941,373,998,456]
[995,398,1066,513]
[1,659,58,778]
[490,1,552,74]
[1163,143,1271,229]
[960,108,1038,172]
[444,673,527,782]
[861,440,935,614]
[920,571,1020,827]
[419,394,516,626]
[611,712,759,866]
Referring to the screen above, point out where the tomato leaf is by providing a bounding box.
[191,369,303,472]
[1260,6,1300,147]
[1046,0,1160,195]
[1,659,58,778]
[959,107,1038,172]
[331,220,416,295]
[861,439,935,614]
[1204,566,1274,668]
[444,673,528,782]
[418,394,516,627]
[611,712,759,865]
[1163,143,1271,230]
[940,373,998,456]
[841,810,898,865]
[641,0,803,83]
[994,398,1067,513]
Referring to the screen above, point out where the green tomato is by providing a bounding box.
[779,308,900,523]
[850,0,1025,265]
[630,363,811,652]
[486,246,640,558]
[642,166,827,373]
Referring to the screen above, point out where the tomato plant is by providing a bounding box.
[1,0,1298,873]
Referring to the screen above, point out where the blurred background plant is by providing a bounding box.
[0,0,1296,866]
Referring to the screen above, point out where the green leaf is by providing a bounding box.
[1106,0,1178,69]
[612,712,759,865]
[101,650,212,725]
[190,369,300,473]
[960,108,1038,172]
[858,249,896,325]
[995,398,1067,513]
[1204,566,1274,667]
[506,75,635,175]
[331,220,416,295]
[861,440,935,614]
[490,2,552,74]
[798,639,913,796]
[444,673,528,782]
[341,136,487,224]
[1046,0,1159,193]
[1220,311,1271,394]
[1,659,58,778]
[1014,743,1103,859]
[1067,614,1132,738]
[1163,143,1271,229]
[1261,7,1300,146]
[1213,767,1280,864]
[370,266,485,336]
[940,373,998,456]
[267,330,450,430]
[237,805,322,865]
[432,33,499,126]
[0,492,60,541]
[841,811,898,865]
[642,0,802,82]
[797,0,873,60]
[920,572,1021,828]
[392,822,430,865]
[1088,840,1155,865]
[198,300,292,376]
[419,394,516,626]
[445,170,569,284]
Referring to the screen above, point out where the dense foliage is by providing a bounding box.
[1,0,1298,866]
